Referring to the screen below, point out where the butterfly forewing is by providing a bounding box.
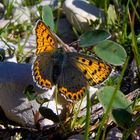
[67,52,112,86]
[35,20,56,54]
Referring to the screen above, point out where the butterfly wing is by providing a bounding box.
[35,20,56,54]
[58,61,88,101]
[33,20,58,89]
[67,52,111,86]
[34,20,111,101]
[32,52,54,89]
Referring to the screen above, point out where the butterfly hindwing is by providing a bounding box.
[35,20,56,54]
[67,52,111,86]
[32,52,54,89]
[58,61,87,101]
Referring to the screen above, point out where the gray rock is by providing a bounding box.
[0,62,67,127]
[12,6,31,24]
[0,62,39,127]
[12,0,58,7]
[63,0,104,31]
[0,19,10,29]
[10,0,39,7]
[31,0,58,19]
[37,0,58,7]
[106,127,122,140]
[10,0,22,7]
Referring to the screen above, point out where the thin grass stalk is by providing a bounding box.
[70,99,83,130]
[84,89,91,140]
[130,0,140,22]
[127,6,140,78]
[54,0,63,33]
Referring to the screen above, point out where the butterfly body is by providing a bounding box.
[51,48,65,83]
[32,20,112,101]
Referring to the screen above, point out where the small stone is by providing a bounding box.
[37,0,58,7]
[106,127,122,140]
[12,7,31,24]
[0,62,39,127]
[0,19,10,29]
[63,0,104,31]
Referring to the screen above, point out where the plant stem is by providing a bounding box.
[84,89,91,140]
[127,6,140,78]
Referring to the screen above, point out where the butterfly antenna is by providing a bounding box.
[52,32,73,52]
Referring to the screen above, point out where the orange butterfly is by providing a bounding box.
[32,20,111,101]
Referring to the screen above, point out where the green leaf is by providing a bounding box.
[112,108,132,129]
[94,40,127,65]
[24,85,36,101]
[107,5,117,25]
[96,86,132,113]
[39,107,59,122]
[79,30,111,47]
[42,5,54,31]
[96,86,133,128]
